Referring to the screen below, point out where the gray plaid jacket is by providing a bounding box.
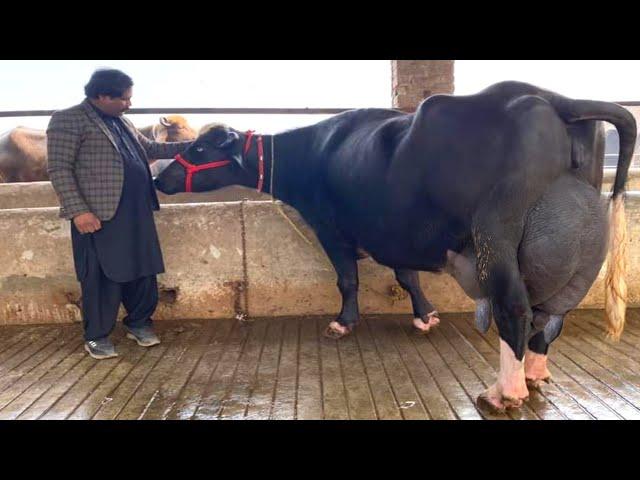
[47,99,192,220]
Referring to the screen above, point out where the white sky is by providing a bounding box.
[454,60,640,100]
[0,60,638,134]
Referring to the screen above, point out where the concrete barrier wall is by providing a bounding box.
[0,203,245,324]
[1,168,639,210]
[0,182,270,210]
[603,168,640,192]
[1,196,639,325]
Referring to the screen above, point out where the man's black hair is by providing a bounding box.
[84,68,133,99]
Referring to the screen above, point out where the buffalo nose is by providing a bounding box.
[150,158,173,178]
[153,177,163,191]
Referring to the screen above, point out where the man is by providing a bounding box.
[47,68,193,359]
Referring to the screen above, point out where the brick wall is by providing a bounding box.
[391,60,455,112]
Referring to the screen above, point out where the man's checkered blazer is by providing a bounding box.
[47,98,192,221]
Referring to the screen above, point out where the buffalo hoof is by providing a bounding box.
[476,390,529,414]
[324,321,353,340]
[525,376,551,392]
[413,312,440,335]
[524,351,551,392]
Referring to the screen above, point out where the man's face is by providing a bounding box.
[94,87,132,117]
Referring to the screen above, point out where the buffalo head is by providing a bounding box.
[154,123,252,194]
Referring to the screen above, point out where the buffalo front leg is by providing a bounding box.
[394,269,440,333]
[315,231,361,339]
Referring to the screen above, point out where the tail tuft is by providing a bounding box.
[604,194,628,341]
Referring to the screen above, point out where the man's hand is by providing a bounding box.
[73,212,102,234]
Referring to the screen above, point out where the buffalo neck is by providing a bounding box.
[242,128,315,208]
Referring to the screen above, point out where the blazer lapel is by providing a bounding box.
[81,99,120,154]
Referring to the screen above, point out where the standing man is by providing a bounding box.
[47,68,193,359]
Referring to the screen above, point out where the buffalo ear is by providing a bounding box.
[217,130,240,149]
[208,128,240,150]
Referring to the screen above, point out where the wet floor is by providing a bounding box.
[1,309,640,420]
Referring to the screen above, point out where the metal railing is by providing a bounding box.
[2,103,637,167]
[0,101,638,118]
[0,107,356,118]
[605,153,640,168]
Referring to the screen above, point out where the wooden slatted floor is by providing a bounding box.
[1,309,640,420]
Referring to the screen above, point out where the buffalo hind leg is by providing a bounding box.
[524,312,560,390]
[474,242,531,411]
[525,329,555,391]
[394,269,440,333]
[477,337,530,412]
[525,312,564,391]
[473,194,535,412]
[473,214,533,358]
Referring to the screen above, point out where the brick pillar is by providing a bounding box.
[391,60,455,112]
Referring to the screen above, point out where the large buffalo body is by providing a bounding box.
[154,81,636,412]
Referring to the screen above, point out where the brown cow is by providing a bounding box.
[0,127,47,182]
[139,115,198,143]
[0,115,197,182]
[140,115,198,177]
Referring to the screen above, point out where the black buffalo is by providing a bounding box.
[155,81,636,412]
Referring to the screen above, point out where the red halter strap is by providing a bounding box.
[173,130,264,193]
[244,130,265,192]
[173,154,230,193]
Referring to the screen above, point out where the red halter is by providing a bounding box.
[174,131,264,193]
[244,130,265,192]
[173,154,230,193]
